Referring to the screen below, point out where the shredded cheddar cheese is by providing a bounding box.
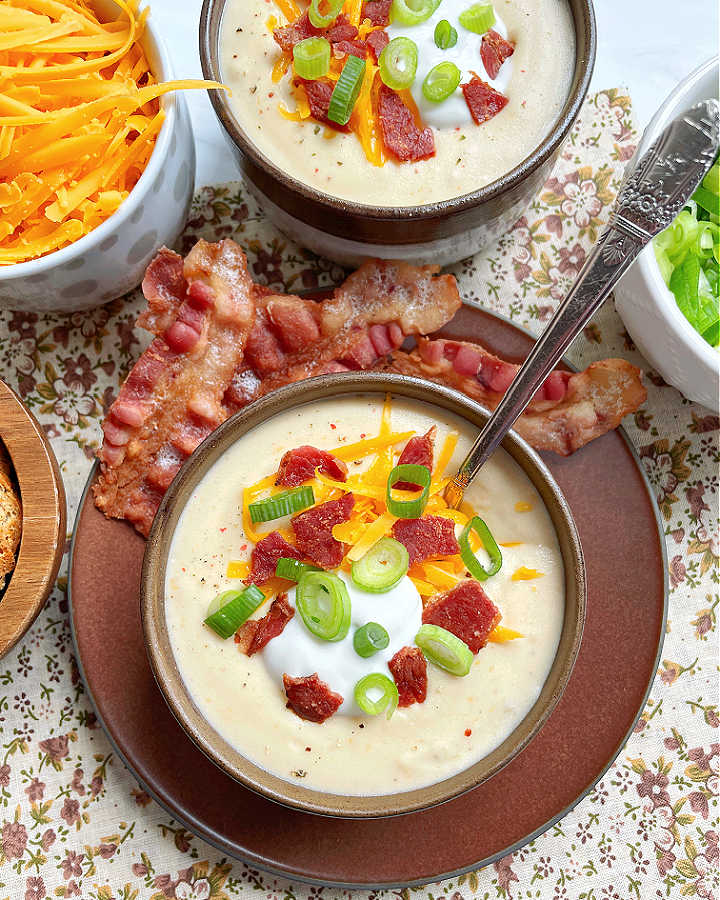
[0,0,226,265]
[227,560,250,579]
[511,567,544,581]
[488,626,524,643]
[515,501,533,513]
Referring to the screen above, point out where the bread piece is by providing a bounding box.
[0,442,21,590]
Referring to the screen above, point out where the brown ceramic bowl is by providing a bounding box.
[141,373,586,818]
[199,0,595,265]
[0,379,66,659]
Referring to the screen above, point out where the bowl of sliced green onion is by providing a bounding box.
[616,58,719,412]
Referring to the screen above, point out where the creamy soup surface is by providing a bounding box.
[165,396,565,795]
[220,0,576,206]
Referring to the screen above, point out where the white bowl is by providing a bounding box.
[615,57,719,412]
[0,0,196,314]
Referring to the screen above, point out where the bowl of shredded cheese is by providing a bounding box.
[0,0,225,313]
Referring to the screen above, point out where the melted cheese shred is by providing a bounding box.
[0,0,226,265]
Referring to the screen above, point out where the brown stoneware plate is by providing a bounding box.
[69,306,667,887]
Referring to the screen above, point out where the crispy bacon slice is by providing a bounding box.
[273,13,320,52]
[277,446,348,487]
[386,338,647,456]
[333,38,367,59]
[93,239,256,536]
[292,493,355,568]
[362,0,391,25]
[480,29,515,80]
[235,594,295,656]
[366,29,389,63]
[283,673,344,723]
[244,531,304,586]
[392,516,459,565]
[395,426,435,490]
[462,75,509,125]
[327,14,358,43]
[422,580,501,653]
[378,84,435,162]
[389,646,427,707]
[297,78,350,132]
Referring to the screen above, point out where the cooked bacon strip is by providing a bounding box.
[386,338,646,456]
[422,580,501,653]
[292,493,355,568]
[273,12,320,52]
[277,446,348,487]
[389,646,427,707]
[297,78,350,132]
[234,594,295,656]
[378,84,435,162]
[366,29,389,64]
[480,30,515,80]
[395,426,435,490]
[462,75,508,125]
[244,531,304,586]
[93,239,256,536]
[283,673,344,723]
[362,0,392,26]
[392,516,459,566]
[138,247,187,335]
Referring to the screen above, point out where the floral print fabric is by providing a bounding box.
[0,90,717,900]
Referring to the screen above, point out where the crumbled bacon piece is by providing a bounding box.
[277,445,348,487]
[378,84,435,162]
[327,14,358,42]
[422,580,501,653]
[394,426,436,490]
[366,29,389,64]
[273,12,319,52]
[392,516,459,565]
[298,78,350,131]
[283,673,344,723]
[362,0,392,25]
[462,75,509,125]
[235,594,295,656]
[292,493,354,567]
[333,38,367,59]
[244,532,304,586]
[480,29,515,80]
[388,646,427,707]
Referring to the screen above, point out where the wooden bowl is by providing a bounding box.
[0,380,66,658]
[141,373,586,818]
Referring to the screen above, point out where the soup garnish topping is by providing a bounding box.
[353,621,391,656]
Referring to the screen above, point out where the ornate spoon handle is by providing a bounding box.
[445,98,719,508]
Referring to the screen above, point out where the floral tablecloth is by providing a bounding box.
[0,88,717,900]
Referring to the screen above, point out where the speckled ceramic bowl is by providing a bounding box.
[0,0,196,314]
[141,374,586,818]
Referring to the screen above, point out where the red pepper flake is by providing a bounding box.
[220,527,227,533]
[330,423,337,430]
[464,728,472,737]
[240,544,247,551]
[181,567,186,572]
[360,433,366,439]
[305,746,312,752]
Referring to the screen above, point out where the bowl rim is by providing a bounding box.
[141,373,586,819]
[0,3,179,281]
[198,0,596,222]
[634,56,719,372]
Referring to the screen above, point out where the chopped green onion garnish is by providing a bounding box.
[415,624,473,676]
[694,184,720,218]
[353,622,390,657]
[458,2,496,33]
[669,255,720,339]
[378,37,418,91]
[390,0,441,26]
[354,672,399,718]
[204,585,264,639]
[385,463,431,518]
[459,516,502,580]
[275,557,321,581]
[422,61,461,103]
[434,19,458,50]
[351,537,409,593]
[328,54,366,125]
[308,0,344,28]
[296,571,351,641]
[248,486,314,523]
[293,37,331,80]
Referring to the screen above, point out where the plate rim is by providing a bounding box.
[67,306,669,889]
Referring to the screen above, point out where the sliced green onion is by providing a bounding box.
[458,2,496,33]
[354,673,399,718]
[351,537,409,593]
[459,516,503,581]
[204,585,264,639]
[390,0,441,26]
[293,37,331,80]
[328,54,366,125]
[275,558,321,581]
[296,571,351,641]
[693,184,720,218]
[670,255,720,338]
[702,160,720,196]
[308,0,344,28]
[385,463,431,518]
[415,624,473,676]
[378,37,418,91]
[422,61,461,103]
[434,19,458,50]
[248,486,314,523]
[353,622,390,657]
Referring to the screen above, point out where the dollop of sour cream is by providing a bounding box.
[386,0,512,130]
[262,571,423,716]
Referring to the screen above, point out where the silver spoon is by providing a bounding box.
[444,98,720,509]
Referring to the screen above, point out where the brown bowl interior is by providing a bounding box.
[141,373,586,818]
[0,380,66,659]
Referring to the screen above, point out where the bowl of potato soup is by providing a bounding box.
[200,0,595,265]
[141,374,585,817]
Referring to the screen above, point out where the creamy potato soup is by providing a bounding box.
[165,395,565,795]
[220,0,576,205]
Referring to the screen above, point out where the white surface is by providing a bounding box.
[145,0,718,188]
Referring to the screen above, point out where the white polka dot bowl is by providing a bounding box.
[0,1,196,314]
[615,57,719,413]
